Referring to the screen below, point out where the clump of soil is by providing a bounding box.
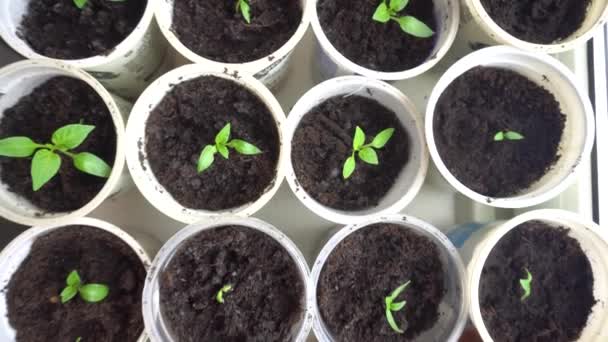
[172,0,302,63]
[433,67,565,197]
[159,225,305,341]
[479,221,596,342]
[6,225,146,342]
[480,0,592,44]
[291,95,409,211]
[0,76,117,212]
[317,223,445,341]
[317,0,437,71]
[18,0,147,59]
[145,76,279,211]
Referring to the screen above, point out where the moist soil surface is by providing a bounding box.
[172,0,302,63]
[433,67,565,197]
[317,223,445,341]
[145,76,279,211]
[291,95,408,211]
[317,0,437,72]
[479,221,596,342]
[159,225,304,342]
[6,225,146,342]
[18,0,147,59]
[0,76,117,213]
[480,0,591,44]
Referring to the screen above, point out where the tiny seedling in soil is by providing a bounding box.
[75,337,82,342]
[73,0,127,9]
[215,284,233,304]
[0,123,112,191]
[60,270,110,304]
[372,0,434,38]
[197,122,262,173]
[236,0,252,24]
[342,126,395,179]
[384,280,411,334]
[519,268,532,301]
[494,130,525,141]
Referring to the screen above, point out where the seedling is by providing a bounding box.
[384,280,411,334]
[236,0,251,24]
[494,130,525,141]
[215,284,233,304]
[75,338,82,342]
[342,126,395,179]
[372,0,434,38]
[60,270,109,304]
[0,123,112,191]
[197,122,262,173]
[519,268,532,301]
[73,0,127,9]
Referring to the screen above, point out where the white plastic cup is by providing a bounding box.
[310,0,459,81]
[0,60,130,226]
[142,215,313,342]
[460,0,608,54]
[285,76,429,224]
[426,46,595,209]
[310,214,468,342]
[154,0,311,89]
[0,0,168,99]
[454,209,608,341]
[125,64,286,224]
[0,217,153,342]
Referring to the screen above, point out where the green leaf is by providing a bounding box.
[73,0,87,9]
[52,124,95,150]
[60,285,78,303]
[228,139,262,155]
[75,337,82,342]
[388,280,411,301]
[73,152,111,178]
[197,145,217,173]
[215,123,231,145]
[240,0,251,24]
[386,307,404,334]
[390,301,406,311]
[342,155,356,179]
[353,126,366,150]
[372,2,391,23]
[389,0,409,12]
[494,131,505,141]
[31,149,61,191]
[216,284,233,304]
[217,144,229,159]
[371,128,395,149]
[0,136,40,157]
[358,147,379,165]
[520,268,532,301]
[79,284,109,303]
[396,16,434,38]
[505,131,525,140]
[66,270,81,286]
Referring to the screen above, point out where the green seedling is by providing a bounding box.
[75,338,82,342]
[60,270,109,304]
[216,284,233,304]
[197,122,262,173]
[384,280,411,334]
[0,123,112,191]
[342,126,395,179]
[73,0,126,9]
[520,268,532,301]
[236,0,251,24]
[372,0,434,38]
[494,130,525,141]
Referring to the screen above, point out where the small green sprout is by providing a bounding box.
[75,338,82,342]
[342,126,395,179]
[216,284,233,304]
[372,0,434,38]
[73,0,126,10]
[197,122,262,173]
[494,130,525,141]
[236,0,251,24]
[519,268,532,301]
[384,280,411,334]
[60,270,109,304]
[0,123,112,191]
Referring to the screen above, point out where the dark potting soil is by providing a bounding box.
[172,0,302,63]
[291,95,408,211]
[145,76,280,211]
[317,223,445,341]
[6,225,146,342]
[18,0,147,59]
[0,76,117,213]
[317,0,437,72]
[480,0,591,44]
[433,67,565,197]
[479,221,596,342]
[159,225,305,341]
